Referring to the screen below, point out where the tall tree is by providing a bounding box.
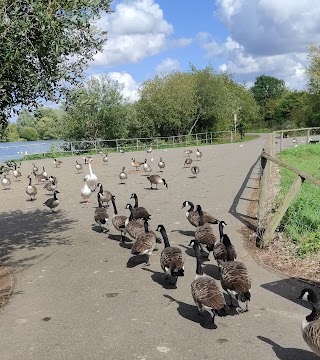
[0,0,112,136]
[251,75,286,105]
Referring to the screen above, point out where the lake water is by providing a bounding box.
[0,140,60,162]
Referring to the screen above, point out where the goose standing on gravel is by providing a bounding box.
[111,195,127,242]
[102,153,108,164]
[157,224,185,285]
[13,164,22,181]
[191,240,228,327]
[44,180,57,194]
[32,163,38,173]
[191,166,200,177]
[119,166,127,184]
[220,260,251,313]
[196,149,202,160]
[130,193,151,220]
[184,158,193,167]
[81,179,92,204]
[158,157,165,172]
[1,174,11,189]
[142,159,152,175]
[298,288,320,357]
[41,167,48,178]
[53,159,63,167]
[190,205,218,259]
[131,219,160,267]
[182,201,219,227]
[147,146,152,154]
[184,149,192,156]
[94,197,109,232]
[97,183,112,208]
[147,174,168,190]
[84,158,97,191]
[33,171,47,184]
[75,161,83,173]
[131,158,143,171]
[26,175,37,200]
[213,222,233,269]
[43,190,60,213]
[124,211,144,240]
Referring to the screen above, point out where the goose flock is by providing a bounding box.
[1,145,319,358]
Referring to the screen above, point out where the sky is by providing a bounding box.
[82,0,320,103]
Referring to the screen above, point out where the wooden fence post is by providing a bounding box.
[116,139,119,152]
[280,132,283,152]
[261,175,304,248]
[306,129,310,144]
[196,134,198,146]
[136,138,139,150]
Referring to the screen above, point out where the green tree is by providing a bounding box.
[251,75,286,105]
[2,123,19,142]
[62,75,130,140]
[307,44,320,94]
[20,126,39,141]
[0,0,112,136]
[16,110,37,134]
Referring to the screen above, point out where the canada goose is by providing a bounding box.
[147,146,152,154]
[131,219,160,267]
[191,240,228,326]
[182,201,219,227]
[48,175,58,185]
[84,158,97,190]
[53,158,63,167]
[196,149,202,160]
[84,156,92,165]
[1,174,11,189]
[124,212,144,240]
[13,164,22,181]
[44,180,57,194]
[97,183,112,207]
[126,203,150,221]
[184,149,192,156]
[190,205,218,259]
[220,260,251,313]
[130,193,151,220]
[81,180,92,204]
[184,158,193,167]
[120,148,125,155]
[110,195,127,242]
[131,158,143,171]
[26,175,37,200]
[119,166,127,184]
[298,288,320,357]
[157,224,184,284]
[147,174,168,190]
[213,222,235,269]
[43,190,60,213]
[33,171,47,184]
[142,159,152,175]
[41,167,48,178]
[32,163,38,173]
[292,137,298,143]
[102,153,108,164]
[94,197,109,232]
[75,161,83,173]
[158,157,165,172]
[191,166,200,177]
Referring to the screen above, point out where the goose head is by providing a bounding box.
[299,289,318,304]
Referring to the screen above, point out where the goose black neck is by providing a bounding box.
[159,226,170,248]
[219,222,224,240]
[53,192,58,200]
[194,244,203,276]
[98,184,103,193]
[307,303,320,322]
[133,194,138,208]
[197,206,204,226]
[187,201,194,211]
[111,197,117,215]
[144,220,149,233]
[28,177,32,186]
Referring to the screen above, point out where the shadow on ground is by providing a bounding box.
[260,277,319,309]
[0,209,77,267]
[257,336,318,360]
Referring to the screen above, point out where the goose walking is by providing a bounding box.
[213,222,236,270]
[53,158,63,167]
[191,166,200,177]
[44,180,57,194]
[147,174,168,190]
[158,157,165,172]
[81,180,92,204]
[220,260,251,313]
[26,175,37,200]
[75,161,83,173]
[41,167,48,178]
[157,224,184,285]
[33,171,47,184]
[184,150,192,156]
[43,190,60,213]
[32,163,38,173]
[13,164,22,181]
[131,158,143,171]
[84,158,97,191]
[97,183,112,208]
[182,201,219,227]
[119,166,127,184]
[102,153,108,164]
[94,197,109,232]
[142,159,152,175]
[191,240,228,327]
[1,174,11,189]
[184,158,193,167]
[147,146,152,154]
[196,149,202,160]
[130,193,151,220]
[111,195,127,242]
[298,288,320,357]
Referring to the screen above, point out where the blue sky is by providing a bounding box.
[85,0,320,102]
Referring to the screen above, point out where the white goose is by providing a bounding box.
[81,180,92,204]
[84,159,97,190]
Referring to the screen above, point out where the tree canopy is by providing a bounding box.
[251,75,286,105]
[0,0,112,136]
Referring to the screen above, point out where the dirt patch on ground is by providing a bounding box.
[0,266,14,310]
[242,163,320,286]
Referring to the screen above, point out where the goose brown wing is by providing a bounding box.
[187,211,200,227]
[131,233,156,255]
[112,215,127,230]
[213,242,227,262]
[95,207,108,222]
[195,224,217,245]
[203,212,219,224]
[132,207,151,220]
[226,244,237,261]
[125,220,144,239]
[303,322,320,356]
[191,277,226,310]
[221,261,251,293]
[161,247,184,270]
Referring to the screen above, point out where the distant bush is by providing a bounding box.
[20,126,39,141]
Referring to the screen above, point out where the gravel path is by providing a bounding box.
[0,135,317,360]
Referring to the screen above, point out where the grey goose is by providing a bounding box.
[130,193,151,220]
[94,197,109,232]
[191,165,200,177]
[97,183,112,207]
[110,195,127,242]
[182,201,219,227]
[158,157,165,172]
[119,166,127,184]
[43,190,60,213]
[147,174,168,190]
[26,175,37,200]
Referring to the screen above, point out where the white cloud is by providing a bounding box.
[155,58,180,75]
[92,0,190,67]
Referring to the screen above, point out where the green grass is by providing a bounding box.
[277,144,320,257]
